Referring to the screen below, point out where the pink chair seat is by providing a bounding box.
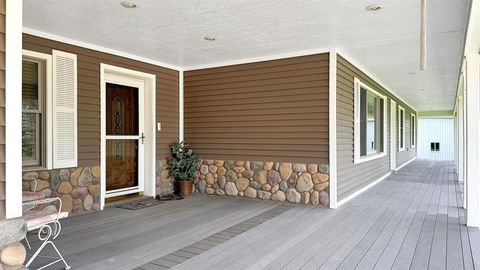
[22,191,46,202]
[24,205,69,231]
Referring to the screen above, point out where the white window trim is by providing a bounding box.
[354,77,388,164]
[22,50,53,170]
[398,106,406,152]
[411,113,416,148]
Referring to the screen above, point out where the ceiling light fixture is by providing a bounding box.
[204,36,216,41]
[120,1,137,8]
[365,4,382,11]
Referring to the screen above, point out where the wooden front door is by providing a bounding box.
[105,82,143,192]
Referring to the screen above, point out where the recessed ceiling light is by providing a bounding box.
[408,72,416,75]
[204,36,216,41]
[425,98,431,101]
[365,4,382,11]
[420,89,425,91]
[120,1,137,8]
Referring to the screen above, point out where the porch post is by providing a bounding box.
[465,53,480,228]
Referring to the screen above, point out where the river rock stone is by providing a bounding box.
[212,183,220,190]
[91,166,100,179]
[267,170,280,186]
[319,191,329,206]
[78,167,93,187]
[271,184,279,193]
[314,182,329,192]
[224,160,235,170]
[236,177,249,191]
[234,166,246,173]
[225,182,238,196]
[0,242,26,267]
[271,191,286,202]
[279,181,288,192]
[254,170,268,185]
[23,172,38,181]
[318,164,329,174]
[71,187,88,199]
[33,180,50,191]
[88,184,100,195]
[244,187,257,198]
[251,161,263,172]
[92,203,101,211]
[83,194,93,211]
[213,160,224,167]
[286,188,301,203]
[312,173,329,184]
[296,173,313,192]
[262,184,271,191]
[49,171,61,190]
[293,163,307,172]
[226,170,238,182]
[60,195,73,212]
[206,174,215,185]
[307,164,318,174]
[208,165,218,174]
[217,176,226,189]
[311,191,320,206]
[22,181,30,191]
[245,161,251,170]
[234,161,245,167]
[217,167,226,176]
[263,162,274,170]
[238,191,244,197]
[258,191,272,200]
[196,180,206,193]
[242,170,254,178]
[301,192,310,205]
[58,182,72,194]
[279,163,292,180]
[200,165,209,175]
[42,188,52,197]
[39,171,49,180]
[288,173,298,188]
[205,187,215,195]
[59,169,70,182]
[250,180,261,190]
[215,189,225,196]
[69,168,82,187]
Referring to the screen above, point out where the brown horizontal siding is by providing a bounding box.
[336,55,416,201]
[23,34,179,166]
[184,53,329,164]
[0,0,4,220]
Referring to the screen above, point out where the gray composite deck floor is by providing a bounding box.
[27,160,480,270]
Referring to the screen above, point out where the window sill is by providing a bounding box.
[22,166,48,172]
[354,152,387,164]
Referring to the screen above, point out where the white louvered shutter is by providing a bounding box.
[52,50,78,168]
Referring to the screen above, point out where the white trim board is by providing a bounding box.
[395,157,417,171]
[179,70,184,142]
[328,48,338,209]
[337,172,392,208]
[336,49,416,112]
[5,0,23,219]
[23,27,182,72]
[183,48,331,71]
[99,64,157,210]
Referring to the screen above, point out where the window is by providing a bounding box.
[430,142,440,151]
[22,58,46,166]
[398,106,405,151]
[354,78,387,163]
[411,114,416,148]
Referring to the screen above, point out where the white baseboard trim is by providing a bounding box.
[396,157,417,171]
[336,171,392,208]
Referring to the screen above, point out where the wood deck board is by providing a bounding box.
[27,160,479,270]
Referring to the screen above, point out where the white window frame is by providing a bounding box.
[398,106,406,152]
[411,113,416,148]
[22,50,53,170]
[354,77,387,164]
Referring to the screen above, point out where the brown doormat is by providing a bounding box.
[155,194,184,201]
[116,199,164,210]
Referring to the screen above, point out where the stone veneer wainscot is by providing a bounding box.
[192,160,329,206]
[22,166,101,215]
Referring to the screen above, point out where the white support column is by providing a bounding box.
[465,53,480,228]
[179,70,184,142]
[458,95,465,183]
[5,0,23,218]
[328,48,338,208]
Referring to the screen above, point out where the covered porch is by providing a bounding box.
[27,160,480,270]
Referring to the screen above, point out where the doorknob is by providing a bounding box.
[140,132,146,144]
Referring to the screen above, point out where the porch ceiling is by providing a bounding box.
[23,0,470,111]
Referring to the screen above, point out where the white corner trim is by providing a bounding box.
[328,48,338,209]
[183,47,331,71]
[336,49,416,112]
[179,70,184,142]
[337,171,392,208]
[22,27,183,72]
[399,106,406,152]
[5,0,23,219]
[395,157,417,171]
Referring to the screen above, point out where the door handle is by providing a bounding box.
[140,132,146,144]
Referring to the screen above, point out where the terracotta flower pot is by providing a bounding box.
[178,180,193,196]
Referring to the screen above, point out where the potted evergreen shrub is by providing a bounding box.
[167,141,201,196]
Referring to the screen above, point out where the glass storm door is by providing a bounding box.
[105,80,144,195]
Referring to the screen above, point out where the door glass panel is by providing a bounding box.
[106,83,139,136]
[106,140,138,191]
